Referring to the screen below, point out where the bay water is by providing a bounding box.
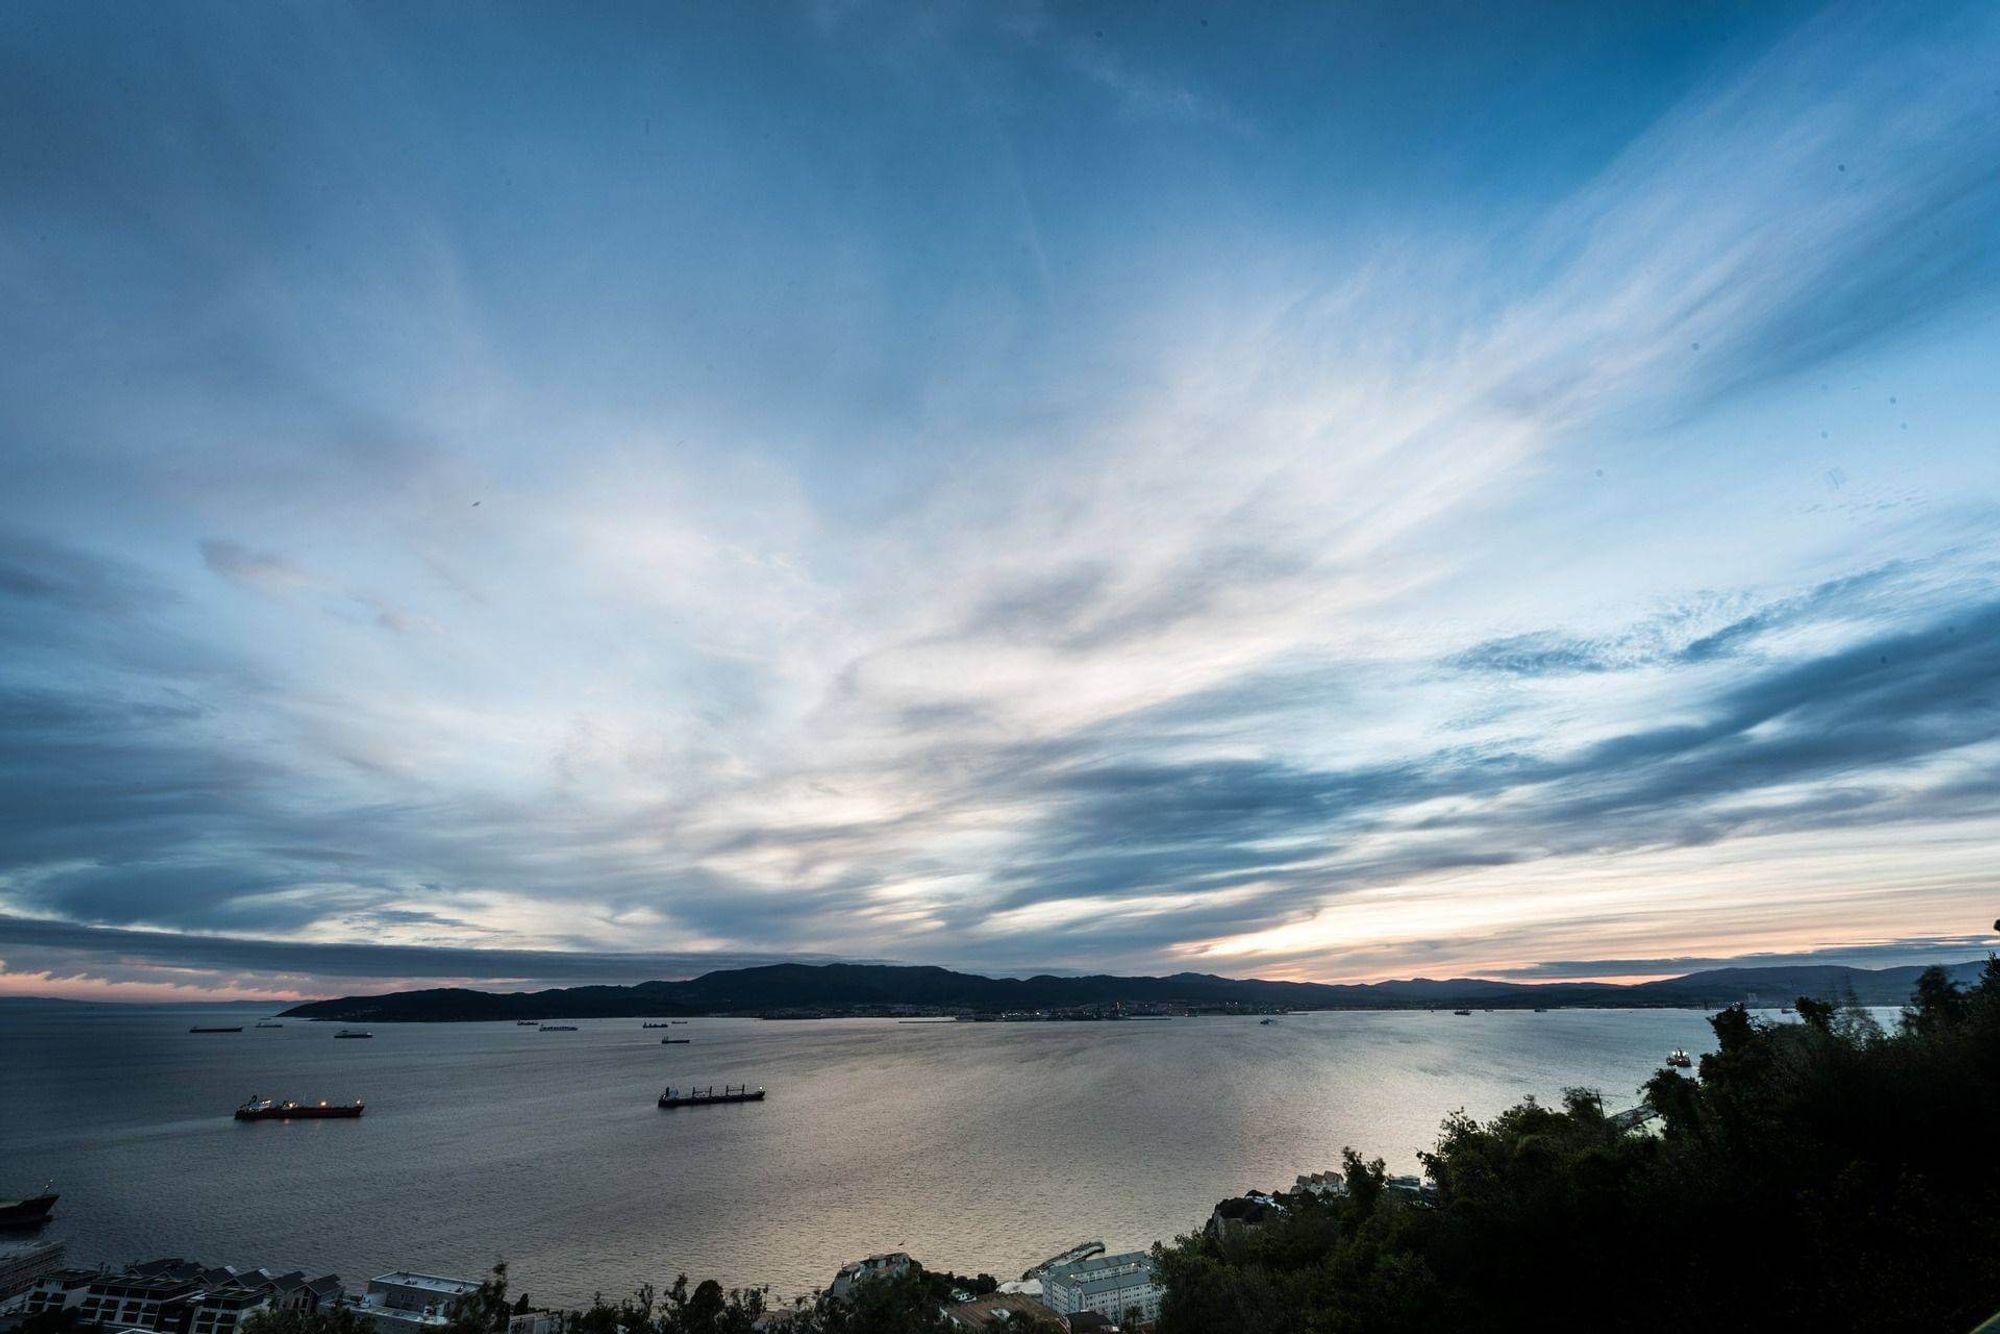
[1,1004,1746,1305]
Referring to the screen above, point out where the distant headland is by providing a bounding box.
[277,958,1989,1022]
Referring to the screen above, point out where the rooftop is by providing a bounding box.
[943,1293,1058,1328]
[370,1274,484,1296]
[1045,1253,1151,1283]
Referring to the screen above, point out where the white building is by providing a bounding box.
[357,1272,484,1334]
[1293,1170,1348,1199]
[1039,1252,1162,1326]
[827,1252,913,1301]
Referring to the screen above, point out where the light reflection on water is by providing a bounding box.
[0,1004,1794,1302]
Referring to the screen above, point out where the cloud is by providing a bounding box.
[200,538,421,632]
[200,538,319,594]
[1053,33,1252,134]
[0,2,1997,994]
[0,531,164,614]
[1444,563,1928,678]
[1494,936,1999,981]
[1445,632,1619,677]
[974,595,2000,947]
[0,912,838,998]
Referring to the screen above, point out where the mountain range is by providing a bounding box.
[277,958,1990,1022]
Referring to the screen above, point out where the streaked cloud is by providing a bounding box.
[0,1,1997,998]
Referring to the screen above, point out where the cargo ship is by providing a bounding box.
[236,1095,365,1121]
[539,1024,578,1032]
[658,1084,764,1108]
[0,1188,58,1230]
[189,1026,243,1034]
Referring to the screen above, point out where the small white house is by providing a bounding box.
[357,1272,484,1334]
[827,1252,914,1301]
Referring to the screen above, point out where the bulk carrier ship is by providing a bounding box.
[235,1094,365,1121]
[0,1189,57,1230]
[658,1084,764,1108]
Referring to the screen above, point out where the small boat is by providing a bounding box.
[1452,1009,1473,1017]
[661,1037,691,1044]
[0,1187,58,1231]
[235,1094,364,1121]
[1666,1049,1693,1069]
[539,1024,579,1032]
[1258,1018,1275,1026]
[670,1020,688,1025]
[189,1026,243,1034]
[643,1022,673,1028]
[658,1084,765,1109]
[1532,1008,1548,1013]
[516,1020,540,1026]
[334,1029,373,1040]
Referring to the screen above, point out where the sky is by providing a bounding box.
[2,1,1998,1002]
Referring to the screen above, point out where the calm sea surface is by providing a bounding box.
[2,1004,1764,1304]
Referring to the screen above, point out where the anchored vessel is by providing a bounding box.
[0,1189,58,1230]
[658,1084,764,1108]
[255,1022,284,1029]
[539,1024,579,1032]
[236,1094,365,1121]
[660,1037,690,1044]
[189,1026,243,1034]
[516,1020,540,1026]
[642,1022,673,1028]
[334,1029,373,1039]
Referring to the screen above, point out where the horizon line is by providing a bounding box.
[3,913,1993,1006]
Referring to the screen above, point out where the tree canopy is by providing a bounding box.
[1152,960,2000,1333]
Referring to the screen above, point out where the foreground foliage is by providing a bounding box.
[1153,960,2000,1333]
[438,1267,769,1334]
[430,1261,1018,1334]
[242,1310,374,1334]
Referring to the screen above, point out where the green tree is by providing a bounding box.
[1903,964,1970,1035]
[1794,994,1836,1031]
[240,1308,374,1334]
[445,1263,515,1334]
[658,1274,762,1334]
[788,1271,951,1334]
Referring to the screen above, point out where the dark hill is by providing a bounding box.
[277,958,1989,1022]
